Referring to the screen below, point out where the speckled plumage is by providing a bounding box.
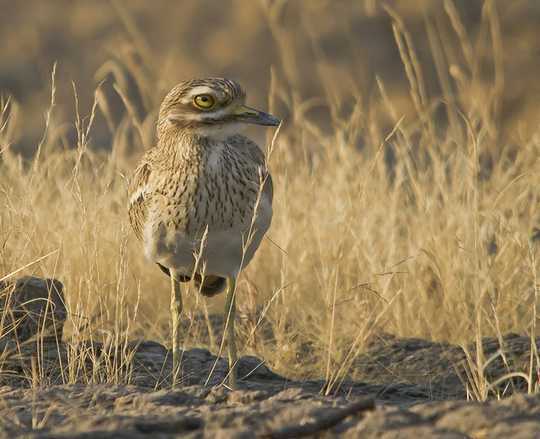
[128,78,275,292]
[128,132,273,283]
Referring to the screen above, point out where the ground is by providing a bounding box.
[1,333,539,438]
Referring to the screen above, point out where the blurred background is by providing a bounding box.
[1,0,540,155]
[0,0,539,381]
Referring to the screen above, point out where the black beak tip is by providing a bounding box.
[266,115,281,126]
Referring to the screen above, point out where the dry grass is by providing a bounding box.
[0,1,538,396]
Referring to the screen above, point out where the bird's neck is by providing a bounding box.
[159,121,245,145]
[157,130,216,167]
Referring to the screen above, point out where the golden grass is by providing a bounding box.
[0,1,538,394]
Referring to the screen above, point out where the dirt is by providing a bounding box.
[0,335,538,438]
[1,277,539,437]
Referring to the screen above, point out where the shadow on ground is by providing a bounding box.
[1,277,539,437]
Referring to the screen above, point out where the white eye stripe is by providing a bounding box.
[178,108,229,121]
[202,108,227,118]
[180,86,218,104]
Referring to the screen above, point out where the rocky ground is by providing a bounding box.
[0,277,539,437]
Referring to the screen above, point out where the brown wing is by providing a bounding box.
[262,172,273,203]
[128,160,152,241]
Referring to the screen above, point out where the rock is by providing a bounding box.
[0,276,67,350]
[126,341,287,388]
[0,384,537,438]
[354,333,540,400]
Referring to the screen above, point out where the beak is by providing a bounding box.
[233,105,281,126]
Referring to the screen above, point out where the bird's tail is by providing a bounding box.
[194,274,226,297]
[156,263,226,296]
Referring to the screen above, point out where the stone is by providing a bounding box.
[0,276,67,350]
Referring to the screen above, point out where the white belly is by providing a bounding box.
[144,200,272,278]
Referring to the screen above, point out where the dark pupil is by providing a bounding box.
[201,96,209,102]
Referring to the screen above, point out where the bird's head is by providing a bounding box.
[157,78,280,140]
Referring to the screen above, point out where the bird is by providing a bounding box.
[128,77,280,388]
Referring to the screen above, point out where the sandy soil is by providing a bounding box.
[0,334,538,438]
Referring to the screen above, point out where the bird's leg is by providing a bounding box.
[224,276,237,389]
[170,272,183,388]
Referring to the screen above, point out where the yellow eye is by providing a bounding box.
[193,94,216,110]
